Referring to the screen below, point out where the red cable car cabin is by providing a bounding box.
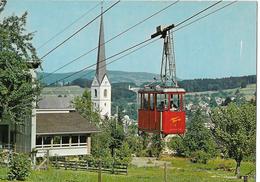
[138,87,186,135]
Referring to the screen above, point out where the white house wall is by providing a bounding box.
[36,146,89,157]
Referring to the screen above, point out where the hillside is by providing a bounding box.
[37,70,159,86]
[41,86,85,96]
[40,75,256,120]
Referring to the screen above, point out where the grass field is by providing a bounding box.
[0,157,255,182]
[187,84,256,100]
[41,86,85,96]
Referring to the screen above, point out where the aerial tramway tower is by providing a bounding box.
[138,24,186,136]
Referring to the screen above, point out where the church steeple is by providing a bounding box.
[91,2,111,118]
[96,3,106,84]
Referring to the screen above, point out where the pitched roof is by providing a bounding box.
[96,8,107,84]
[37,95,75,109]
[36,112,99,135]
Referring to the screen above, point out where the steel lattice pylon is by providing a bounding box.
[151,25,178,87]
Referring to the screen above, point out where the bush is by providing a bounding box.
[136,149,148,157]
[168,136,186,157]
[115,141,132,164]
[8,153,31,181]
[190,151,210,164]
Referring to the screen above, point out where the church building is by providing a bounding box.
[91,7,111,117]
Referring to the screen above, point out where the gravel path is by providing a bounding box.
[131,157,171,168]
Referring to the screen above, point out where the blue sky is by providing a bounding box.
[3,0,257,80]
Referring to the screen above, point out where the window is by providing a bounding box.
[80,135,87,143]
[143,93,148,110]
[150,94,154,110]
[94,89,97,97]
[43,136,52,145]
[53,136,61,146]
[157,94,169,111]
[139,93,142,109]
[62,136,70,145]
[170,94,180,111]
[104,89,107,97]
[71,136,78,143]
[182,94,185,111]
[36,136,42,146]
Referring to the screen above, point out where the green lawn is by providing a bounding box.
[186,84,256,101]
[0,157,255,182]
[41,86,85,96]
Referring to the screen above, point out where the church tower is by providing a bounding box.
[91,5,111,117]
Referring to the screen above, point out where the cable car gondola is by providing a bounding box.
[138,25,186,136]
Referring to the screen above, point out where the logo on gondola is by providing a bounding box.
[171,116,181,124]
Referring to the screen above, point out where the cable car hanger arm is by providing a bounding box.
[151,24,174,39]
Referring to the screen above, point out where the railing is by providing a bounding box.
[0,144,14,150]
[52,160,128,175]
[36,143,87,149]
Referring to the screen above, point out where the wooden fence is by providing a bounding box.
[51,160,128,175]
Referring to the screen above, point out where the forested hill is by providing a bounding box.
[37,70,159,86]
[178,75,256,92]
[66,75,256,94]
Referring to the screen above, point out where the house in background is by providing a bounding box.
[35,108,99,157]
[35,89,100,157]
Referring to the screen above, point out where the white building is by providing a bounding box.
[91,8,111,117]
[35,108,98,157]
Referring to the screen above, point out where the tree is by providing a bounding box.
[241,81,247,88]
[210,102,256,176]
[222,97,232,106]
[125,134,143,156]
[209,96,217,108]
[115,141,132,163]
[71,78,92,88]
[0,2,40,130]
[183,110,216,157]
[148,134,165,158]
[168,135,186,157]
[91,128,112,160]
[169,110,216,162]
[73,90,101,124]
[108,118,125,157]
[74,90,130,163]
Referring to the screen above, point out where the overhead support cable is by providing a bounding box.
[40,0,120,60]
[173,1,237,32]
[42,0,237,87]
[175,0,222,27]
[39,0,179,81]
[37,1,101,50]
[44,37,154,86]
[45,38,160,87]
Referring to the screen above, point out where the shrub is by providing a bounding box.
[190,150,210,164]
[168,136,186,157]
[8,153,31,181]
[136,149,148,157]
[115,141,132,164]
